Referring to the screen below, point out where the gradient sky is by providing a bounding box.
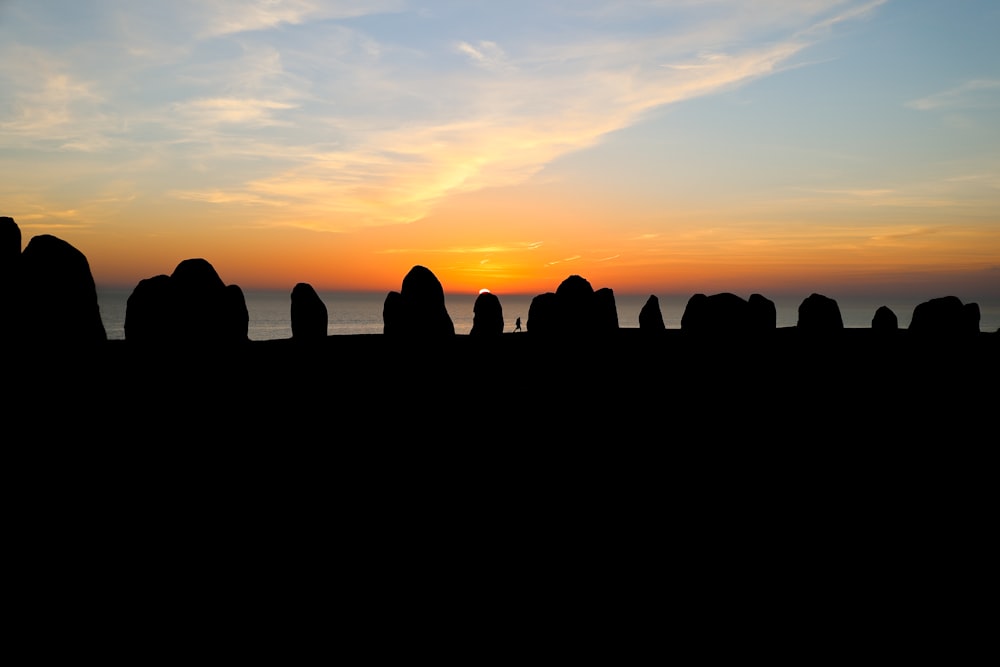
[2,0,998,299]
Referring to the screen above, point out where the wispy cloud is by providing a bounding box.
[455,40,514,73]
[377,241,543,255]
[545,256,582,267]
[194,0,406,38]
[0,46,106,139]
[906,79,1000,111]
[0,1,889,231]
[173,98,298,126]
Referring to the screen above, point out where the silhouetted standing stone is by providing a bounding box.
[526,275,619,338]
[470,291,503,336]
[555,275,596,335]
[383,290,404,335]
[680,293,709,334]
[0,216,21,341]
[17,233,106,346]
[680,292,752,335]
[964,302,981,333]
[125,258,248,345]
[291,282,328,341]
[748,293,777,332]
[594,287,619,334]
[909,296,978,335]
[526,292,557,335]
[382,265,454,337]
[638,294,666,331]
[125,274,175,343]
[872,306,898,331]
[224,284,250,342]
[1,216,19,270]
[170,258,226,343]
[797,293,843,333]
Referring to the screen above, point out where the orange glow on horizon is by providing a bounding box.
[16,176,1000,305]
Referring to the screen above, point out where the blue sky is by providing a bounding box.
[1,1,998,298]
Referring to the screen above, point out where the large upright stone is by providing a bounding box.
[681,292,755,335]
[0,216,19,269]
[680,293,709,334]
[594,287,619,333]
[125,258,248,345]
[291,282,328,341]
[872,305,898,331]
[526,292,558,334]
[17,233,107,346]
[748,293,777,332]
[525,275,620,338]
[382,265,454,337]
[909,296,979,335]
[555,275,596,335]
[382,290,404,336]
[797,293,843,333]
[224,284,250,341]
[470,290,503,337]
[0,216,22,340]
[638,294,666,331]
[125,274,174,343]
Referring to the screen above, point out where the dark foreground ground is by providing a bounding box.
[10,327,996,649]
[19,327,998,438]
[15,326,999,502]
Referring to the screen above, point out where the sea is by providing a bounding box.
[95,288,1000,341]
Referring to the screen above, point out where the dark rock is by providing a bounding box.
[909,296,978,335]
[383,290,403,335]
[963,302,981,333]
[680,293,709,333]
[555,275,597,335]
[170,258,228,342]
[638,294,666,331]
[526,275,619,338]
[526,292,558,334]
[125,258,248,345]
[224,284,250,342]
[797,293,843,332]
[594,287,619,333]
[124,274,175,343]
[470,290,503,336]
[17,233,107,346]
[1,216,19,267]
[680,292,751,335]
[748,293,777,332]
[872,305,898,331]
[291,282,327,341]
[0,216,21,340]
[382,265,454,337]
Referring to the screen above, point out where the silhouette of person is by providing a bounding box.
[515,316,522,332]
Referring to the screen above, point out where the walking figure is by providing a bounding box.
[515,316,522,332]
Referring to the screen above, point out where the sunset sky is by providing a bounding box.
[2,0,998,300]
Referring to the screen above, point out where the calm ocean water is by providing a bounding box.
[95,288,1000,341]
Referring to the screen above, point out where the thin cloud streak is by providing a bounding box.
[378,242,544,255]
[906,79,1000,111]
[193,0,406,38]
[169,38,811,229]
